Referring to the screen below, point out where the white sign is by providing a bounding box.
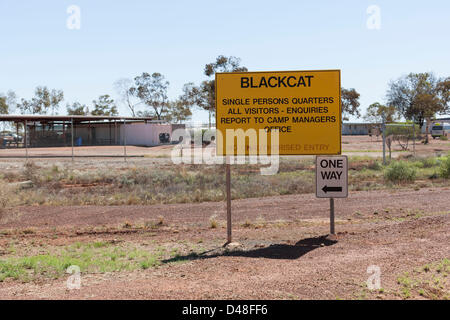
[316,156,348,198]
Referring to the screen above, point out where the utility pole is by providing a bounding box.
[71,118,74,162]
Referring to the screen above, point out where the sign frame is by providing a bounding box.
[315,155,348,198]
[215,69,342,156]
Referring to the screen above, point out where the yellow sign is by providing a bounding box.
[215,70,341,155]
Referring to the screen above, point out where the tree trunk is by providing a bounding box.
[126,94,136,117]
[127,101,135,117]
[425,117,430,144]
[208,110,211,129]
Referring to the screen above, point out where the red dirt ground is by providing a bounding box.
[0,187,449,300]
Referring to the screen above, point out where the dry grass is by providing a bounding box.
[209,214,218,229]
[0,156,449,208]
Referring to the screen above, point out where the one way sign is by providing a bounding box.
[316,156,348,198]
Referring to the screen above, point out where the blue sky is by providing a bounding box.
[1,0,449,123]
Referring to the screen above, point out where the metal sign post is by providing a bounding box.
[226,156,232,244]
[330,198,335,235]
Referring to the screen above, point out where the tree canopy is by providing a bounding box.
[18,86,64,115]
[164,82,197,123]
[386,72,448,125]
[341,88,361,120]
[67,102,89,115]
[386,72,449,143]
[0,91,17,115]
[364,102,398,123]
[163,100,192,123]
[92,95,118,116]
[0,96,7,114]
[188,55,248,127]
[130,72,169,120]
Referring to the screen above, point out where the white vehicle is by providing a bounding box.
[431,123,450,139]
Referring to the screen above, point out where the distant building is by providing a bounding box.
[421,118,450,134]
[0,115,185,148]
[118,121,184,146]
[341,123,373,135]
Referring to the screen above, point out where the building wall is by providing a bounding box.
[342,123,370,135]
[119,122,174,146]
[73,123,119,145]
[69,122,185,146]
[72,122,178,146]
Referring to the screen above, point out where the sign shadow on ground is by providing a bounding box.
[162,235,337,264]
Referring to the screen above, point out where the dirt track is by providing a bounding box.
[0,187,449,299]
[0,187,449,229]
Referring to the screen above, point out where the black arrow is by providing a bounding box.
[322,185,342,193]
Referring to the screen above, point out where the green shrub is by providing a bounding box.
[440,135,448,141]
[412,161,424,169]
[368,160,383,171]
[419,157,438,168]
[385,123,420,139]
[439,156,450,178]
[384,161,417,183]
